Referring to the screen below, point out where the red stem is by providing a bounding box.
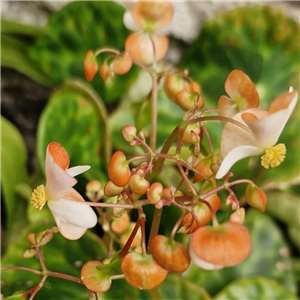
[119,218,142,258]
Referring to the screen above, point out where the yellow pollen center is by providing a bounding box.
[261,143,286,169]
[31,185,48,211]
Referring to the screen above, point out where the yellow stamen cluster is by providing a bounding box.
[261,143,286,169]
[31,185,48,211]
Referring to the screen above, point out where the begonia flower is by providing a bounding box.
[31,142,97,240]
[218,70,259,118]
[124,1,173,64]
[216,89,298,179]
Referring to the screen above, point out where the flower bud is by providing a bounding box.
[23,248,37,259]
[162,187,184,198]
[112,54,133,75]
[178,195,221,234]
[163,74,184,102]
[86,180,103,202]
[99,61,110,82]
[129,174,150,195]
[147,182,163,205]
[84,50,98,82]
[245,184,267,212]
[113,192,129,218]
[229,207,245,224]
[111,211,130,234]
[104,181,123,198]
[193,154,219,183]
[182,124,201,144]
[125,32,169,65]
[122,125,137,142]
[131,0,174,31]
[108,151,131,187]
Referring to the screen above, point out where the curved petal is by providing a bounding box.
[131,1,174,30]
[217,95,237,118]
[123,10,141,31]
[125,32,169,65]
[48,196,97,229]
[220,108,267,158]
[216,145,264,179]
[242,92,298,147]
[45,148,77,200]
[225,70,259,110]
[53,216,87,240]
[67,165,91,177]
[48,142,70,170]
[268,90,298,113]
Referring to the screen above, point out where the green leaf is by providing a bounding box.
[37,80,110,181]
[158,274,211,300]
[1,20,51,86]
[1,116,29,244]
[265,191,300,250]
[132,99,152,132]
[29,1,139,102]
[96,253,122,277]
[1,19,40,36]
[265,191,299,227]
[3,293,27,300]
[1,222,108,300]
[183,209,298,296]
[214,276,298,300]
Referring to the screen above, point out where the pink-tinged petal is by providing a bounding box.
[45,148,77,200]
[216,145,264,179]
[268,90,298,114]
[217,95,237,118]
[242,92,298,147]
[225,70,259,110]
[220,108,267,158]
[48,142,70,170]
[131,1,174,30]
[48,196,97,229]
[52,216,87,240]
[125,32,169,65]
[67,165,91,177]
[123,10,141,31]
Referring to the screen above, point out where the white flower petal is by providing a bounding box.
[52,215,87,240]
[67,165,91,177]
[216,145,264,179]
[123,10,140,31]
[45,148,77,200]
[220,111,258,158]
[48,198,97,229]
[243,91,298,147]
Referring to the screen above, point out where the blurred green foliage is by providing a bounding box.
[29,1,139,103]
[37,79,110,181]
[1,2,299,300]
[181,6,300,105]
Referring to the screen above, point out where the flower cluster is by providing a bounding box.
[25,0,298,297]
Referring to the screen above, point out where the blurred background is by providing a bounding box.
[1,1,300,299]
